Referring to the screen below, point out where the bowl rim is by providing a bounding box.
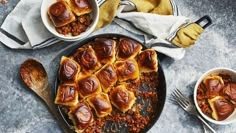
[40,0,99,41]
[193,67,236,125]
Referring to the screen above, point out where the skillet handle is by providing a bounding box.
[195,15,212,29]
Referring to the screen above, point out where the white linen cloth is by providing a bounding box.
[0,0,59,49]
[0,0,190,60]
[114,1,190,60]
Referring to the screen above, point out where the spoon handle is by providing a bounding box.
[40,86,73,133]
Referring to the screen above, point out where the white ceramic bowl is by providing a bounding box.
[41,0,99,41]
[194,67,236,125]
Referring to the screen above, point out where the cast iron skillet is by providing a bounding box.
[54,33,167,133]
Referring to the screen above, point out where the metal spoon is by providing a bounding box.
[20,59,72,133]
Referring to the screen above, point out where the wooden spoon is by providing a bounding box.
[20,59,73,133]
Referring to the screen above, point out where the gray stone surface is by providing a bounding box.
[0,0,236,133]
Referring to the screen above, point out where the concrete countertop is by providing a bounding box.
[0,0,235,133]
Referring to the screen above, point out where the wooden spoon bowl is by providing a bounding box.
[20,59,73,133]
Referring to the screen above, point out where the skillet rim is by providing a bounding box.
[54,33,167,133]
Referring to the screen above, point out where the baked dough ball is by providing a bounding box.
[203,75,224,98]
[77,75,101,98]
[114,59,140,82]
[73,45,101,74]
[109,84,136,113]
[93,38,116,64]
[116,38,142,60]
[55,84,79,106]
[48,1,75,27]
[87,93,112,117]
[68,101,94,132]
[58,56,81,85]
[222,83,236,102]
[95,63,117,93]
[208,96,234,121]
[70,0,92,16]
[137,49,158,73]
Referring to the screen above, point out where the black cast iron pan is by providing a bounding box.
[54,33,166,133]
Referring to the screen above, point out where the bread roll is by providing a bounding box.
[109,84,136,113]
[55,84,79,106]
[93,38,116,64]
[48,1,75,27]
[137,49,158,73]
[114,59,140,82]
[68,101,94,132]
[73,45,101,74]
[87,93,112,117]
[77,75,101,98]
[70,0,92,16]
[95,63,117,93]
[116,38,142,60]
[58,56,81,85]
[208,96,234,121]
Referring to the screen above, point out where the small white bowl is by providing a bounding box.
[41,0,99,41]
[194,67,236,125]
